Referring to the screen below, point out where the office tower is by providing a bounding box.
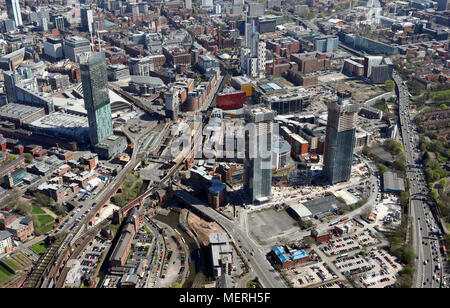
[81,6,94,33]
[214,4,221,14]
[244,107,276,204]
[63,36,91,63]
[185,0,192,9]
[54,15,65,30]
[248,2,264,17]
[165,87,180,121]
[438,0,450,11]
[313,35,339,53]
[1,19,16,33]
[244,20,254,48]
[40,17,48,31]
[323,93,359,185]
[5,0,22,27]
[202,0,213,7]
[81,52,113,147]
[257,40,266,78]
[250,31,259,56]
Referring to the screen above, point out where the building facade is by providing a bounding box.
[244,107,276,204]
[323,95,358,185]
[80,52,114,147]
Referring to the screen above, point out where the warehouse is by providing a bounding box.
[288,195,343,220]
[383,171,405,193]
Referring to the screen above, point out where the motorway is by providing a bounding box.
[393,72,447,288]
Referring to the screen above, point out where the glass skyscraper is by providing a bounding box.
[81,52,113,147]
[244,107,276,204]
[323,94,359,185]
[6,0,22,27]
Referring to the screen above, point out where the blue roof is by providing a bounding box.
[273,246,284,256]
[278,253,290,263]
[291,250,309,260]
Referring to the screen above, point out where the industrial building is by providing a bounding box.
[383,171,405,193]
[288,195,344,220]
[209,232,233,279]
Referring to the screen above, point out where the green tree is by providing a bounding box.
[430,190,439,200]
[384,80,395,92]
[24,153,34,164]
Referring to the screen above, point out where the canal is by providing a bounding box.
[154,210,213,288]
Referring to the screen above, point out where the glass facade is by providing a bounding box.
[81,52,113,146]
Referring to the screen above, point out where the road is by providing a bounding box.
[174,189,288,288]
[393,72,447,288]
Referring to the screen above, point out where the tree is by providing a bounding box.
[24,153,34,164]
[362,205,373,219]
[384,80,395,92]
[430,190,439,200]
[378,164,388,174]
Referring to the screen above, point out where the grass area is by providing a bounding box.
[108,223,120,236]
[2,259,21,271]
[0,265,13,286]
[430,89,450,102]
[30,241,50,256]
[247,278,262,288]
[143,225,152,234]
[437,152,448,163]
[37,215,54,226]
[47,206,64,216]
[38,224,54,234]
[31,206,46,215]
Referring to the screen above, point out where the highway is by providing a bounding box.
[393,72,447,288]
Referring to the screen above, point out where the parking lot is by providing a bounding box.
[79,237,109,275]
[286,261,339,288]
[319,235,361,257]
[65,237,110,287]
[334,253,374,276]
[356,229,380,247]
[357,249,403,288]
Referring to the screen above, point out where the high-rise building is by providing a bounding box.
[53,15,65,30]
[81,52,113,147]
[438,0,450,11]
[244,107,276,204]
[202,0,213,7]
[185,0,192,9]
[63,36,92,63]
[248,2,265,17]
[313,35,339,53]
[244,20,254,48]
[81,6,94,33]
[323,93,359,185]
[1,19,16,33]
[165,87,180,121]
[5,0,22,27]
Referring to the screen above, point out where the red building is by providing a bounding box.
[216,88,246,110]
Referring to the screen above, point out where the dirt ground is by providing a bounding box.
[187,212,224,246]
[332,80,386,103]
